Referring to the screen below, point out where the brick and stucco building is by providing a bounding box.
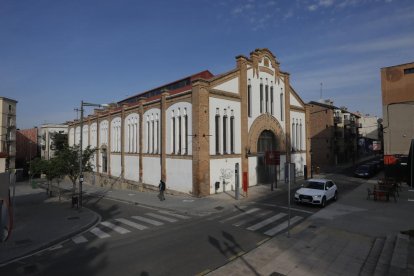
[68,49,310,196]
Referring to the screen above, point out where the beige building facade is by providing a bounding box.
[381,62,414,157]
[0,97,17,172]
[68,49,310,196]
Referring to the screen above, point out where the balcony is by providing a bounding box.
[334,116,342,124]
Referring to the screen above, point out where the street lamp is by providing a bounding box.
[79,101,109,208]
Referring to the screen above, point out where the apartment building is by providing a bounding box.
[308,100,360,170]
[0,97,17,172]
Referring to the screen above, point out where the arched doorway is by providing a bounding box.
[257,130,277,184]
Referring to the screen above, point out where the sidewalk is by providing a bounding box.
[0,182,99,266]
[0,176,303,267]
[208,177,414,276]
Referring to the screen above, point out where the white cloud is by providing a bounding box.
[308,4,318,11]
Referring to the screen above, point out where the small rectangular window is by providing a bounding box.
[404,67,414,74]
[265,85,269,113]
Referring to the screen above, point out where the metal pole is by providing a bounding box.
[235,163,239,200]
[287,163,291,238]
[79,101,84,208]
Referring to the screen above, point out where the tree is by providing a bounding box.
[55,144,96,195]
[50,132,68,154]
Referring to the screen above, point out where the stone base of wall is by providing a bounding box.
[83,172,189,196]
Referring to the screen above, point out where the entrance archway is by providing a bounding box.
[257,130,277,184]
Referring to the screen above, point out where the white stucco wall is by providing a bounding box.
[212,77,239,94]
[209,158,242,194]
[124,155,139,182]
[110,155,122,178]
[68,128,74,146]
[209,97,241,155]
[166,158,192,193]
[290,93,303,108]
[142,157,161,186]
[290,152,306,176]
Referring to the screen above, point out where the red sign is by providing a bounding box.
[265,150,280,165]
[243,172,248,194]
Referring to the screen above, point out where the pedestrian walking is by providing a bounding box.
[158,179,166,201]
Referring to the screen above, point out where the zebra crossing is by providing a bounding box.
[218,207,305,237]
[71,211,191,245]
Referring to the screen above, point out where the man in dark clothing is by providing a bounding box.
[158,180,166,201]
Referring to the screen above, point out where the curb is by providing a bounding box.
[0,207,101,267]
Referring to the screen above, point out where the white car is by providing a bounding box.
[294,179,338,207]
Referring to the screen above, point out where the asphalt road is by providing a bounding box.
[0,169,379,276]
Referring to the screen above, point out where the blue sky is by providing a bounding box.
[1,0,413,129]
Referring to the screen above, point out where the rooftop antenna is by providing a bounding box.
[320,82,323,100]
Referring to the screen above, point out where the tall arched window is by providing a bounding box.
[230,111,235,154]
[292,122,295,151]
[260,79,264,113]
[223,110,228,154]
[215,108,220,154]
[280,89,284,121]
[247,79,252,117]
[270,84,274,115]
[299,120,303,151]
[184,108,188,155]
[265,79,269,113]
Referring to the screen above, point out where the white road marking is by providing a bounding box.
[72,235,88,244]
[48,244,63,251]
[408,199,414,202]
[115,218,148,230]
[220,208,261,223]
[264,216,303,236]
[158,210,191,219]
[251,202,314,214]
[132,216,164,226]
[100,221,131,234]
[146,213,178,223]
[233,210,272,227]
[90,227,111,239]
[247,213,287,231]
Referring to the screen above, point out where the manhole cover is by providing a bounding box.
[14,239,32,246]
[214,206,224,210]
[67,216,80,220]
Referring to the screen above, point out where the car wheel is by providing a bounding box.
[321,197,326,208]
[334,191,338,201]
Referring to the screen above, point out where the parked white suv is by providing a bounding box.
[294,179,338,207]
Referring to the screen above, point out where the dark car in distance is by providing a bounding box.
[354,164,375,178]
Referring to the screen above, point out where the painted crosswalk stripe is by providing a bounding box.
[72,235,88,244]
[100,221,131,234]
[132,216,164,226]
[233,210,272,227]
[115,218,148,230]
[264,216,303,236]
[247,213,287,231]
[158,210,191,219]
[90,227,111,239]
[146,213,178,223]
[220,208,261,223]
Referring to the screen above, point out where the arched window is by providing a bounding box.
[184,108,188,155]
[265,79,269,113]
[280,89,284,121]
[247,79,252,117]
[230,111,235,154]
[270,84,274,115]
[215,108,220,154]
[260,79,264,113]
[223,109,228,154]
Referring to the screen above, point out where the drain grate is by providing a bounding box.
[14,239,32,246]
[67,216,80,220]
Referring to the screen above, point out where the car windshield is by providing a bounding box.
[305,181,325,190]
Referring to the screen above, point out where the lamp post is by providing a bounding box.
[79,101,108,208]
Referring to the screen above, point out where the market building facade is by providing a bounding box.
[68,49,310,196]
